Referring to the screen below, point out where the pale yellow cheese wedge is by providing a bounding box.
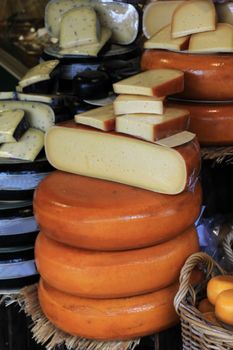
[114,95,164,115]
[216,2,233,26]
[19,60,59,88]
[189,23,233,53]
[171,0,216,38]
[215,289,233,326]
[207,275,233,305]
[0,110,27,143]
[144,25,190,51]
[75,104,115,131]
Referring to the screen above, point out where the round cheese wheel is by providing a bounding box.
[141,50,233,101]
[207,275,233,305]
[35,227,199,298]
[33,171,202,251]
[215,289,233,326]
[38,278,179,340]
[167,101,233,146]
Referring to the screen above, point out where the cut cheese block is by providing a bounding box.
[116,108,189,142]
[60,27,111,56]
[19,60,59,88]
[75,104,115,131]
[113,69,184,97]
[0,101,55,132]
[144,25,190,51]
[171,0,216,38]
[198,298,214,313]
[141,50,233,101]
[143,1,184,39]
[113,94,164,115]
[0,128,44,161]
[38,278,180,340]
[0,110,29,143]
[207,275,233,305]
[215,289,233,326]
[59,6,100,49]
[189,23,233,53]
[34,171,202,251]
[216,3,233,26]
[167,101,233,145]
[44,121,200,195]
[36,227,199,298]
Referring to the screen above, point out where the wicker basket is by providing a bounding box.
[223,231,233,267]
[174,252,233,350]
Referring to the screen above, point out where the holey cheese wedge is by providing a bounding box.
[45,121,200,195]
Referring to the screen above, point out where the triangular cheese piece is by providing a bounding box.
[75,104,115,131]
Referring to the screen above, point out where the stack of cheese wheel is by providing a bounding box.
[142,0,233,146]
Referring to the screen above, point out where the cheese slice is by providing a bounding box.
[113,69,184,97]
[144,25,190,51]
[0,92,15,100]
[155,131,195,148]
[116,108,190,142]
[0,128,44,161]
[60,27,111,56]
[216,3,233,26]
[17,93,64,106]
[143,1,184,38]
[45,121,200,195]
[171,0,216,38]
[189,23,233,53]
[0,110,29,143]
[207,275,233,305]
[75,104,115,131]
[19,60,59,88]
[113,95,164,115]
[215,289,233,326]
[0,101,55,132]
[59,6,100,49]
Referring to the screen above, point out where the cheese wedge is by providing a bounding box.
[215,289,233,326]
[0,128,44,161]
[59,6,100,49]
[143,1,184,38]
[19,60,59,88]
[0,110,29,143]
[45,121,200,195]
[17,93,64,106]
[75,104,115,131]
[144,25,190,51]
[216,3,233,26]
[189,23,233,53]
[171,0,216,38]
[207,275,233,305]
[113,69,184,97]
[116,108,190,142]
[60,27,111,56]
[114,95,164,115]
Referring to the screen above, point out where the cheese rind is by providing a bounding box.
[0,110,29,143]
[113,69,184,97]
[215,289,233,326]
[19,60,59,88]
[207,275,233,305]
[113,95,164,115]
[45,121,200,195]
[75,104,115,131]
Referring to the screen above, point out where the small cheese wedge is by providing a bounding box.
[113,69,184,97]
[144,25,190,51]
[59,6,100,49]
[171,0,216,38]
[19,60,59,88]
[215,289,233,326]
[45,121,200,195]
[60,27,111,56]
[0,110,29,143]
[143,1,184,38]
[189,23,233,53]
[114,95,164,115]
[75,104,115,131]
[207,275,233,305]
[216,3,233,26]
[116,108,190,142]
[0,128,44,161]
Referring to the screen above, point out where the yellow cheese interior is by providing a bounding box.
[114,95,164,115]
[19,60,59,88]
[0,110,25,143]
[75,104,115,131]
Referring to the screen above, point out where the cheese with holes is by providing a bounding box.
[215,289,233,326]
[34,171,202,251]
[0,128,44,161]
[144,25,190,51]
[207,275,233,305]
[114,95,164,115]
[216,3,233,26]
[189,23,233,53]
[19,60,59,88]
[0,110,29,143]
[45,121,200,195]
[0,101,55,132]
[113,69,184,97]
[116,108,189,142]
[59,7,100,49]
[75,104,115,131]
[171,0,216,38]
[143,1,184,38]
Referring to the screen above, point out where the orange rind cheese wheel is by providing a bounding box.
[215,289,233,326]
[207,275,233,305]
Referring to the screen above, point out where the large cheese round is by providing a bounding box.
[207,275,233,305]
[38,278,179,340]
[33,171,202,251]
[215,289,233,326]
[141,50,233,101]
[167,101,233,145]
[35,227,199,298]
